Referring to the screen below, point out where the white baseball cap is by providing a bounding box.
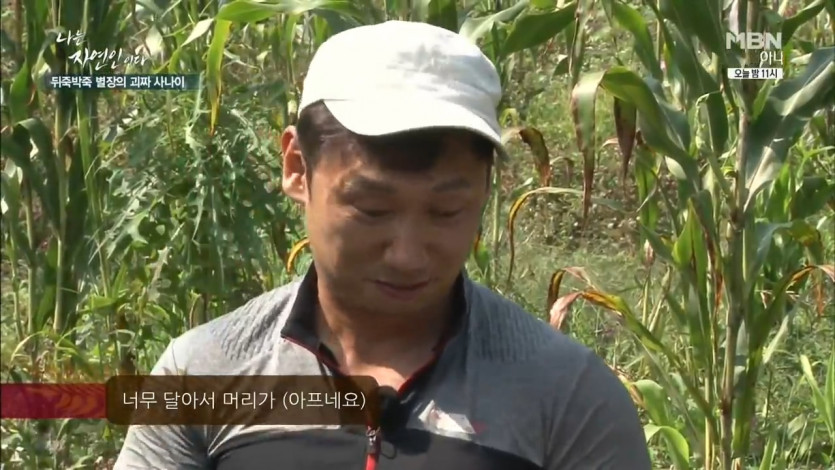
[298,20,508,160]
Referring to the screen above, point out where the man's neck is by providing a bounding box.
[313,283,455,370]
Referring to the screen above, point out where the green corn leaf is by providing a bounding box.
[821,347,835,441]
[658,0,725,63]
[602,0,661,79]
[503,2,577,56]
[789,176,834,220]
[9,62,31,123]
[413,0,458,32]
[459,0,528,44]
[696,91,730,158]
[826,348,835,438]
[216,0,366,23]
[183,19,215,48]
[634,379,673,426]
[758,426,780,470]
[744,47,835,213]
[644,424,691,470]
[800,354,835,437]
[11,119,60,233]
[781,0,826,45]
[746,220,824,298]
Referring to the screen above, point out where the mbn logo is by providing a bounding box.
[726,32,782,50]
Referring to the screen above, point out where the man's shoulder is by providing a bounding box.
[465,281,633,430]
[465,280,596,367]
[467,285,651,469]
[157,280,302,373]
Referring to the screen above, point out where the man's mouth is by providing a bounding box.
[374,280,430,299]
[376,280,429,290]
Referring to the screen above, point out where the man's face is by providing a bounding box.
[281,129,490,319]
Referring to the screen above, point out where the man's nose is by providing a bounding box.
[382,220,430,273]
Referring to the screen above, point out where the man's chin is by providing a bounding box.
[353,291,436,319]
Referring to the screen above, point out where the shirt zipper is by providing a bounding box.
[283,336,386,470]
[364,354,443,470]
[283,335,450,470]
[365,426,381,470]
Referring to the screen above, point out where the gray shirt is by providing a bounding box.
[114,267,651,469]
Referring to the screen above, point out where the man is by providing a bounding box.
[115,20,651,469]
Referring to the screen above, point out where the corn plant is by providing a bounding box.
[502,0,835,468]
[1,0,145,380]
[1,1,143,464]
[0,0,338,466]
[797,348,835,465]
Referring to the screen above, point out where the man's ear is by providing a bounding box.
[281,126,309,205]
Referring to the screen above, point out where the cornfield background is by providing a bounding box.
[1,0,833,468]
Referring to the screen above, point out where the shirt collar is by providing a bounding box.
[280,264,469,358]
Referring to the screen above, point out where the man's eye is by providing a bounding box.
[357,208,391,218]
[433,209,463,218]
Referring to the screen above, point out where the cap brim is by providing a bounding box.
[322,99,510,163]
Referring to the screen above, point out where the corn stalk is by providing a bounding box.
[522,0,835,468]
